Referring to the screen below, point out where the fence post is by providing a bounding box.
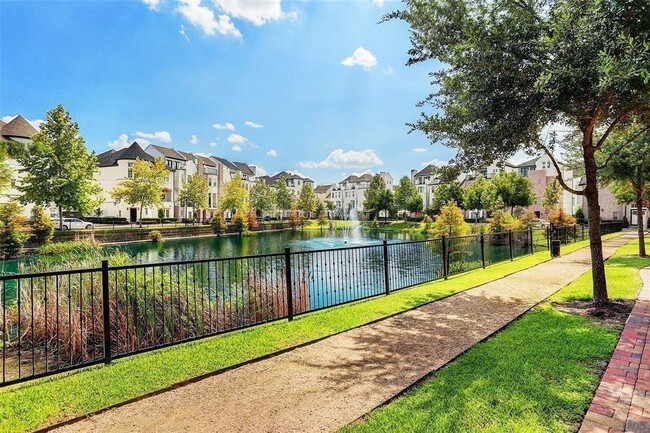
[284,248,293,321]
[508,230,513,261]
[582,224,585,241]
[382,240,390,295]
[573,224,577,243]
[529,227,534,255]
[101,260,112,365]
[480,233,486,268]
[441,235,448,280]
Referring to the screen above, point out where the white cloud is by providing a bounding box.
[190,134,199,145]
[227,133,247,144]
[134,130,172,143]
[210,142,217,147]
[142,0,161,11]
[176,0,242,38]
[179,24,190,41]
[412,147,429,153]
[108,134,131,150]
[213,0,289,26]
[255,166,268,176]
[232,144,242,152]
[541,121,574,144]
[300,149,383,169]
[1,115,44,130]
[383,66,394,75]
[287,169,307,178]
[266,149,277,157]
[420,159,447,168]
[341,47,377,70]
[213,122,235,130]
[245,120,263,128]
[373,0,384,6]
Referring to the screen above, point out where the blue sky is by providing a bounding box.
[1,0,451,184]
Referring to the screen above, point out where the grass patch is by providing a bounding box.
[342,234,647,433]
[0,233,621,432]
[35,240,101,256]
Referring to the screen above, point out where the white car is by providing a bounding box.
[57,218,94,230]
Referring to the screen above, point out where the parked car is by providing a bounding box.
[56,218,94,230]
[534,218,549,228]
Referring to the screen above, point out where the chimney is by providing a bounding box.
[410,169,417,181]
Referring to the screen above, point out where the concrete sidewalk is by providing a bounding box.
[580,267,650,433]
[53,234,633,433]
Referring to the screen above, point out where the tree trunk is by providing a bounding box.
[637,191,647,257]
[58,205,63,230]
[584,149,608,307]
[139,204,143,228]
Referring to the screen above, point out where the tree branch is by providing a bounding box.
[538,143,585,196]
[597,124,650,170]
[594,108,632,149]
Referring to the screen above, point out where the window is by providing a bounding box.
[118,210,122,217]
[10,179,16,188]
[127,163,134,178]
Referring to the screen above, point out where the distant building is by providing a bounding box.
[314,184,333,203]
[331,172,393,219]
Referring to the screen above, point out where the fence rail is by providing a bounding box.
[0,221,623,386]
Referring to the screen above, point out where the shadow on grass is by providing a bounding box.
[341,307,619,433]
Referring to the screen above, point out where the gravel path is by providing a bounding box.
[52,234,633,433]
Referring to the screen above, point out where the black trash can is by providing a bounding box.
[551,240,561,257]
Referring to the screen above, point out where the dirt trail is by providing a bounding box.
[52,233,633,433]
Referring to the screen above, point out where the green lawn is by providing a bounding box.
[0,233,621,432]
[342,235,648,433]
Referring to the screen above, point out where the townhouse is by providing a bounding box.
[330,172,393,220]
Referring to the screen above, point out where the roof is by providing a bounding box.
[259,175,278,187]
[341,173,374,183]
[270,171,313,182]
[148,144,186,160]
[196,155,216,167]
[212,157,239,171]
[233,161,255,176]
[1,115,38,139]
[178,151,196,162]
[515,156,540,168]
[414,165,438,178]
[98,142,156,167]
[314,184,332,194]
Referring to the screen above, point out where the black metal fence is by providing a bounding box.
[0,222,623,386]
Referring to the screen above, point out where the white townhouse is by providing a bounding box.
[259,171,315,197]
[0,115,40,217]
[96,142,171,221]
[411,165,442,210]
[330,172,393,220]
[145,144,191,220]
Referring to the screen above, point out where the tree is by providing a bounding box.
[388,1,650,306]
[600,123,650,256]
[363,175,387,219]
[316,203,328,230]
[18,105,101,228]
[432,181,464,213]
[179,174,209,221]
[274,176,293,220]
[30,205,55,246]
[325,199,336,219]
[542,180,563,215]
[490,172,534,214]
[219,176,248,215]
[376,188,395,223]
[0,202,29,259]
[406,195,423,216]
[0,145,13,193]
[250,181,275,215]
[394,176,420,218]
[430,200,470,238]
[111,158,168,226]
[296,183,317,218]
[463,175,495,223]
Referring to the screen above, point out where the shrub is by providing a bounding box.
[233,209,248,233]
[288,210,303,230]
[36,240,100,256]
[487,209,518,233]
[0,202,30,259]
[430,200,470,238]
[210,214,226,234]
[622,214,629,228]
[149,230,163,243]
[518,211,536,229]
[574,207,586,224]
[247,209,259,230]
[549,208,576,227]
[30,206,55,246]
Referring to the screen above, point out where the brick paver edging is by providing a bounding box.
[580,268,650,433]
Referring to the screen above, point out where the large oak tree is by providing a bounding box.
[388,0,650,306]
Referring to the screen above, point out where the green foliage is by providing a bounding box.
[111,158,169,219]
[490,172,534,212]
[0,145,13,193]
[405,195,423,215]
[363,175,386,218]
[487,210,519,233]
[463,175,495,215]
[430,200,470,238]
[148,230,163,243]
[274,176,293,213]
[574,207,585,225]
[542,179,562,213]
[36,240,100,256]
[549,208,576,227]
[394,176,420,212]
[296,183,317,216]
[18,105,102,223]
[518,211,536,229]
[0,202,29,258]
[179,174,209,213]
[317,206,328,228]
[432,181,464,213]
[232,208,248,233]
[325,200,336,212]
[209,214,226,234]
[249,181,275,213]
[219,177,248,214]
[29,206,55,246]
